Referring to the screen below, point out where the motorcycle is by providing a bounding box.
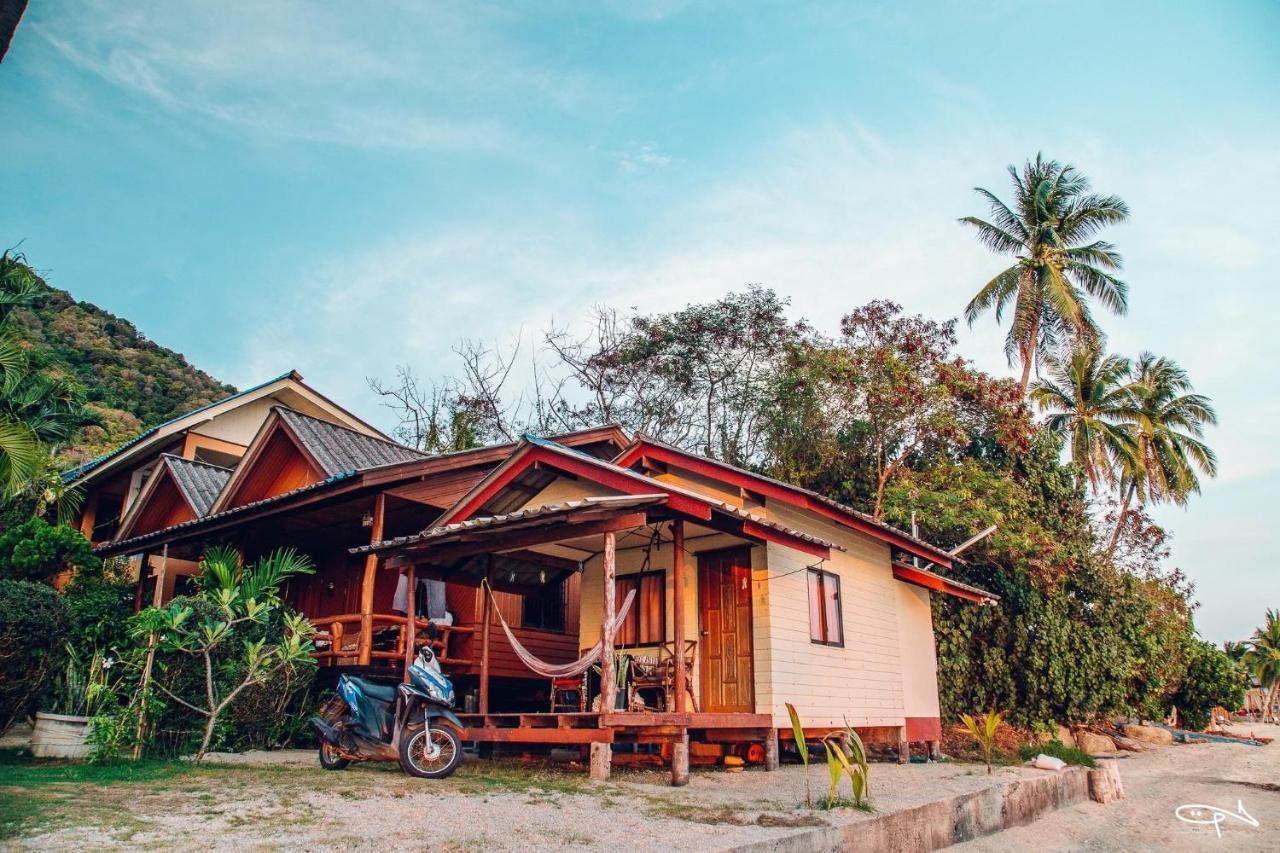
[310,630,465,779]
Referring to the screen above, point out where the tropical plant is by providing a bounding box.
[1029,343,1139,491]
[961,154,1130,395]
[133,547,316,760]
[1244,609,1280,723]
[958,710,1005,774]
[1106,353,1217,556]
[0,517,100,584]
[821,719,870,809]
[1173,639,1246,731]
[785,702,813,807]
[53,644,120,718]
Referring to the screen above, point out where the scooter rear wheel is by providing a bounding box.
[319,740,350,771]
[398,723,462,779]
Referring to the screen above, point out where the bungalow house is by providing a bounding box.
[89,374,995,785]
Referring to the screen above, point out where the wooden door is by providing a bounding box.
[697,548,755,713]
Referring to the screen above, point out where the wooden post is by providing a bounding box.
[897,727,910,765]
[357,494,385,666]
[402,564,416,683]
[671,729,690,786]
[78,493,98,543]
[928,740,942,762]
[590,530,617,782]
[479,568,492,714]
[671,519,686,714]
[133,549,149,613]
[151,544,169,608]
[763,728,780,771]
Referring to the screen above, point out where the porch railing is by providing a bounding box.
[309,612,475,668]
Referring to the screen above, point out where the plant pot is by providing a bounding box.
[31,711,92,759]
[615,690,629,710]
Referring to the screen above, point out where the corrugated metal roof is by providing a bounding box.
[354,494,670,555]
[276,407,426,476]
[161,455,232,517]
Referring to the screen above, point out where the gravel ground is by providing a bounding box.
[956,723,1280,852]
[10,726,1277,851]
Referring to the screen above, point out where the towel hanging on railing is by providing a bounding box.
[481,579,636,679]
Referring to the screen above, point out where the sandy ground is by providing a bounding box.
[957,723,1280,852]
[8,725,1277,851]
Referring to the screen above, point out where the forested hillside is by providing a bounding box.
[8,263,236,466]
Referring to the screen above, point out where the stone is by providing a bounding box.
[1088,761,1125,803]
[1122,724,1174,746]
[1056,725,1076,748]
[1076,731,1118,756]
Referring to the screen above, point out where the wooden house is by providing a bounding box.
[89,375,995,785]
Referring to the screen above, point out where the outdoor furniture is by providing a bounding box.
[550,672,586,713]
[628,640,698,712]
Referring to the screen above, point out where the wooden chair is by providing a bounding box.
[550,671,587,713]
[628,641,698,712]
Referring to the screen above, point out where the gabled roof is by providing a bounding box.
[164,455,233,516]
[613,434,954,567]
[63,370,392,487]
[208,406,427,515]
[276,408,426,475]
[114,454,233,542]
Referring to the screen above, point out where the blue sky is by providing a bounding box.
[2,1,1277,642]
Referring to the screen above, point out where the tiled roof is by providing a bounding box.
[161,455,232,517]
[276,407,426,475]
[61,371,299,484]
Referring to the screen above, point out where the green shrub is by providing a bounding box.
[1173,639,1245,731]
[0,518,99,584]
[1018,739,1097,769]
[63,573,135,654]
[0,579,69,732]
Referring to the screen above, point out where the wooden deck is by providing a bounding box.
[455,711,774,745]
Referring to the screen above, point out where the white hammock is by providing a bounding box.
[483,581,636,679]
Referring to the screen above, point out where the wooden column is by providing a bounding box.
[402,564,416,683]
[357,494,386,666]
[763,729,780,771]
[590,530,617,782]
[670,729,690,786]
[151,544,169,608]
[479,565,493,714]
[897,726,910,764]
[133,549,149,612]
[78,493,98,543]
[671,519,686,713]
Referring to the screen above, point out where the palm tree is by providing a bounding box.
[1106,353,1217,555]
[1030,343,1139,490]
[962,154,1131,395]
[1244,609,1280,722]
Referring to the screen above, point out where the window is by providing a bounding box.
[615,571,665,647]
[807,568,843,646]
[521,580,566,632]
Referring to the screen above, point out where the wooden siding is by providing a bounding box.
[127,472,195,538]
[226,428,322,507]
[896,582,941,721]
[385,467,489,508]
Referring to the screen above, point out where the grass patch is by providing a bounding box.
[0,748,191,788]
[1018,740,1097,769]
[814,796,875,813]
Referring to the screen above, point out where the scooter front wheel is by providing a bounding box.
[319,740,350,771]
[398,722,462,779]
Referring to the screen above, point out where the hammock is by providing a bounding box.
[482,580,636,679]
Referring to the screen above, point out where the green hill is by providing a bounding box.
[9,264,236,467]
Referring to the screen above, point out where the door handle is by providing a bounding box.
[700,630,709,636]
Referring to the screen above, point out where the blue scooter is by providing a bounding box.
[311,632,465,779]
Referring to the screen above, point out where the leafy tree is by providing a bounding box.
[1173,639,1245,731]
[1030,343,1139,490]
[134,546,316,760]
[961,154,1130,395]
[1244,609,1280,723]
[0,517,100,584]
[1107,353,1217,555]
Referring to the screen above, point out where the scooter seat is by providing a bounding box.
[347,677,398,703]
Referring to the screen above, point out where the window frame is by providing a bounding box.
[807,568,844,647]
[520,579,566,633]
[614,569,667,648]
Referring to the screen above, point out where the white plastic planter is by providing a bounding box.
[31,712,92,759]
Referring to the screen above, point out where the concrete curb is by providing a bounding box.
[733,766,1091,853]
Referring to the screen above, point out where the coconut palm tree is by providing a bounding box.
[1244,609,1280,722]
[961,154,1130,395]
[1030,343,1139,491]
[1106,353,1217,555]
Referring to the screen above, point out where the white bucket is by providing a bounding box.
[31,712,92,759]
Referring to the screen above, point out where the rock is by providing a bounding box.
[1056,725,1076,749]
[1076,731,1118,756]
[1088,761,1125,803]
[1111,734,1150,752]
[1122,724,1174,746]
